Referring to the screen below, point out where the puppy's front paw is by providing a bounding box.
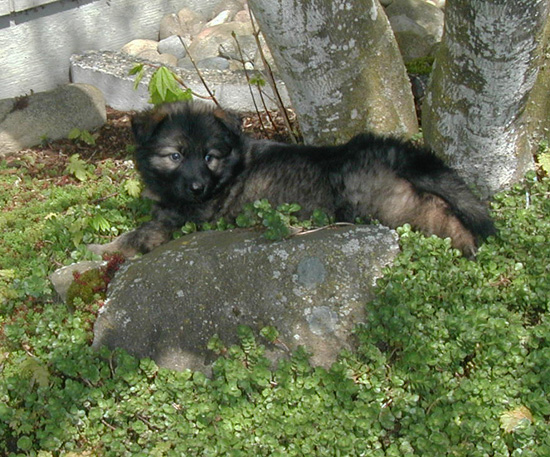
[87,238,138,259]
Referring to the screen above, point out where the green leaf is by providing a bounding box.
[68,127,81,140]
[128,63,144,75]
[17,436,33,451]
[260,326,280,342]
[538,152,550,174]
[0,269,16,279]
[90,215,111,232]
[379,407,396,430]
[65,154,94,181]
[181,221,197,235]
[124,178,142,198]
[312,209,330,227]
[130,64,146,90]
[148,67,191,105]
[20,357,50,388]
[249,74,266,87]
[68,128,96,145]
[79,129,97,146]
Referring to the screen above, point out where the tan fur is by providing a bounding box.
[88,225,171,259]
[373,178,476,255]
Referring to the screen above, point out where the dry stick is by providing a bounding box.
[232,33,280,136]
[231,30,281,135]
[249,14,298,143]
[171,75,218,102]
[231,31,267,133]
[255,81,281,136]
[177,35,222,109]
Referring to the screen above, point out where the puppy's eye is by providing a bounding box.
[204,154,214,164]
[170,152,182,162]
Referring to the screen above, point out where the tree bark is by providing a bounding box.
[422,0,550,197]
[523,16,550,149]
[248,0,418,144]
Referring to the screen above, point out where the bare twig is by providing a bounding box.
[294,222,355,237]
[231,31,267,133]
[255,86,282,136]
[249,14,298,143]
[231,32,281,135]
[177,35,222,108]
[101,419,117,431]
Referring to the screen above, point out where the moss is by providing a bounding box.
[65,269,107,310]
[65,254,125,310]
[405,56,435,75]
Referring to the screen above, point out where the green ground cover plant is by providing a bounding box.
[1,139,549,456]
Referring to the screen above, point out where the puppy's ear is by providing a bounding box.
[131,106,170,144]
[212,107,242,137]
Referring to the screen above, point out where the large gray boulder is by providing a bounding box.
[385,0,444,62]
[93,226,399,374]
[0,84,106,157]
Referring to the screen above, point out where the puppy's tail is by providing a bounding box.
[394,147,496,256]
[349,134,496,255]
[404,167,496,242]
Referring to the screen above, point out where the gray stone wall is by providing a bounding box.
[0,0,219,99]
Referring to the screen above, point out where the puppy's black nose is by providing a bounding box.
[190,182,205,196]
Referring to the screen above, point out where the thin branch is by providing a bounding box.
[231,31,280,134]
[177,35,222,108]
[231,31,267,133]
[255,84,281,135]
[249,13,298,143]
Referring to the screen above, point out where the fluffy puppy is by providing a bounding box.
[89,101,495,258]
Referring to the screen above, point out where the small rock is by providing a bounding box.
[137,50,178,67]
[426,0,445,9]
[49,260,106,302]
[188,22,253,61]
[158,35,187,59]
[176,57,196,71]
[0,84,106,156]
[156,53,179,67]
[209,0,246,21]
[234,8,251,23]
[159,13,183,40]
[386,0,444,62]
[177,7,206,36]
[206,10,233,28]
[197,56,231,70]
[219,34,257,62]
[121,39,158,57]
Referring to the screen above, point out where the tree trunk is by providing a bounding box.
[523,16,550,149]
[422,0,550,197]
[248,0,418,144]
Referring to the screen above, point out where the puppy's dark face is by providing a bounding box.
[131,102,244,206]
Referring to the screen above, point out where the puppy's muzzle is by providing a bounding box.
[189,181,208,198]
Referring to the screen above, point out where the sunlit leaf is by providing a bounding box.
[124,178,142,198]
[500,406,533,433]
[20,357,50,388]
